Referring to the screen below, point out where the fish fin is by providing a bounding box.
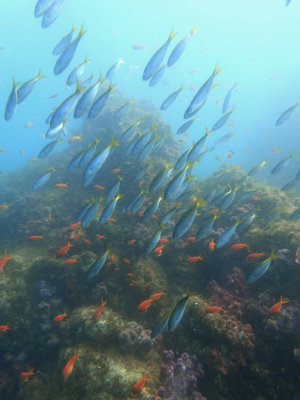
[118,57,124,64]
[130,97,136,103]
[194,115,200,120]
[108,81,116,90]
[297,98,300,105]
[213,63,224,75]
[180,84,185,91]
[118,174,124,181]
[79,24,86,37]
[160,223,167,230]
[205,127,213,136]
[231,106,236,112]
[94,135,100,144]
[106,245,113,254]
[99,195,105,202]
[37,69,46,80]
[72,23,78,32]
[75,80,85,93]
[190,25,197,35]
[84,55,91,63]
[169,28,177,40]
[50,166,56,172]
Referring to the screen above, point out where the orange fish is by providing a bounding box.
[49,213,51,220]
[29,158,37,161]
[55,183,68,188]
[67,222,81,232]
[250,196,260,200]
[176,211,183,216]
[0,170,6,175]
[114,267,120,271]
[68,134,82,143]
[215,156,222,162]
[132,43,147,50]
[178,138,187,142]
[208,209,219,214]
[226,152,232,158]
[145,197,151,202]
[0,324,10,333]
[21,149,24,156]
[227,122,237,127]
[230,242,249,251]
[108,255,116,262]
[187,255,202,263]
[184,132,190,138]
[0,250,12,272]
[94,185,105,190]
[205,306,223,313]
[68,230,83,241]
[85,125,91,131]
[158,238,168,244]
[106,217,116,223]
[24,121,33,128]
[232,165,240,170]
[150,289,166,301]
[126,273,134,277]
[64,259,78,265]
[83,239,91,245]
[270,296,288,315]
[246,252,265,259]
[181,242,189,248]
[20,369,34,382]
[0,148,6,152]
[228,130,235,134]
[112,168,121,173]
[95,234,106,240]
[137,211,145,216]
[187,237,195,242]
[271,147,280,154]
[154,244,164,256]
[138,297,155,312]
[128,239,136,245]
[56,242,73,257]
[130,374,149,398]
[243,147,251,151]
[209,239,216,251]
[139,181,143,188]
[53,312,67,323]
[93,299,107,321]
[62,349,81,380]
[28,235,44,240]
[123,258,130,264]
[0,203,9,210]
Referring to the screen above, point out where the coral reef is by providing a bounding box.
[119,321,154,353]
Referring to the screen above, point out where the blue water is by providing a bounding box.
[1,0,299,185]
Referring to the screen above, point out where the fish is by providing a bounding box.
[105,58,124,80]
[230,242,249,251]
[270,296,288,314]
[209,239,216,251]
[219,184,240,211]
[247,160,267,176]
[106,175,123,204]
[205,306,223,313]
[282,179,300,191]
[271,151,296,175]
[56,242,73,257]
[173,197,206,239]
[164,161,195,201]
[150,161,172,192]
[53,312,67,323]
[120,119,143,143]
[52,23,77,55]
[247,252,265,259]
[34,0,55,17]
[130,374,149,398]
[128,240,136,245]
[138,297,155,312]
[144,224,167,254]
[114,97,135,118]
[212,107,236,131]
[131,190,148,214]
[188,128,212,163]
[0,324,10,333]
[154,244,165,256]
[216,219,242,248]
[86,246,112,281]
[275,98,300,126]
[38,135,64,159]
[143,29,177,80]
[271,147,280,153]
[141,194,163,223]
[149,64,167,87]
[66,56,91,86]
[246,249,280,284]
[69,134,82,143]
[132,44,147,50]
[17,69,46,103]
[74,72,105,118]
[289,206,300,221]
[54,25,86,75]
[4,78,20,121]
[177,116,199,135]
[0,203,9,210]
[215,156,223,163]
[160,206,177,225]
[184,63,223,119]
[167,25,197,67]
[295,246,300,264]
[222,82,237,114]
[187,255,202,263]
[20,369,35,382]
[131,125,157,158]
[215,133,234,144]
[150,310,172,339]
[93,299,106,321]
[68,231,83,241]
[79,137,101,171]
[28,235,44,240]
[68,150,86,171]
[62,349,81,380]
[81,197,103,227]
[161,85,185,110]
[135,164,150,182]
[88,81,115,119]
[100,192,123,224]
[64,259,78,265]
[41,0,65,28]
[168,290,193,332]
[0,250,12,272]
[32,167,56,191]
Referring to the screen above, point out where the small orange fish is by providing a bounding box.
[131,280,137,284]
[0,170,6,175]
[21,149,24,156]
[0,203,8,210]
[0,324,10,333]
[250,196,260,200]
[271,147,280,154]
[150,289,166,300]
[246,252,265,259]
[67,222,81,232]
[20,369,34,382]
[152,215,158,219]
[139,181,143,188]
[62,349,81,380]
[108,255,116,262]
[0,148,6,152]
[123,258,130,264]
[55,183,68,188]
[64,259,78,265]
[126,273,134,277]
[112,168,121,173]
[83,239,91,245]
[28,235,44,240]
[53,312,67,323]
[227,122,237,127]
[270,296,288,315]
[93,299,107,321]
[184,132,190,138]
[228,130,235,134]
[158,238,168,244]
[130,374,149,398]
[114,268,120,271]
[94,185,105,190]
[215,156,222,162]
[68,134,82,143]
[176,211,183,216]
[85,125,91,131]
[205,306,223,313]
[128,239,136,245]
[0,250,12,272]
[181,242,189,248]
[187,237,195,242]
[68,230,83,241]
[95,234,106,240]
[243,147,251,151]
[56,242,73,257]
[154,244,165,256]
[178,138,187,142]
[138,275,143,280]
[226,152,232,158]
[232,165,240,170]
[106,217,116,223]
[49,213,51,220]
[29,158,37,161]
[230,242,249,251]
[137,211,144,215]
[187,255,202,263]
[209,239,216,251]
[145,197,151,202]
[132,43,147,50]
[208,209,219,215]
[138,298,155,312]
[24,121,33,128]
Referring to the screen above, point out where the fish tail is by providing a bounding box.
[213,62,224,75]
[190,25,197,35]
[85,55,91,63]
[37,69,46,80]
[297,98,300,105]
[50,166,56,172]
[79,24,86,37]
[72,22,78,32]
[205,127,213,136]
[169,28,177,40]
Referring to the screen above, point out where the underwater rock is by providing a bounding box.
[119,321,154,353]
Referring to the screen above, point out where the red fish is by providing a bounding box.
[64,259,78,265]
[250,196,260,200]
[55,183,68,188]
[93,299,107,321]
[0,203,9,210]
[128,239,136,245]
[205,306,223,313]
[56,242,73,257]
[126,273,134,277]
[138,297,155,312]
[130,374,149,398]
[123,258,130,264]
[154,244,164,256]
[187,255,202,263]
[187,237,195,242]
[0,250,12,272]
[137,211,144,215]
[181,242,189,248]
[112,168,121,173]
[62,349,81,380]
[215,156,223,162]
[0,324,10,333]
[83,239,91,245]
[270,296,288,315]
[20,369,34,382]
[67,222,81,231]
[28,235,44,240]
[94,185,105,190]
[68,230,83,241]
[158,238,168,244]
[230,242,249,251]
[209,239,216,251]
[106,217,116,223]
[95,234,106,240]
[150,289,166,301]
[53,312,67,323]
[247,252,265,259]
